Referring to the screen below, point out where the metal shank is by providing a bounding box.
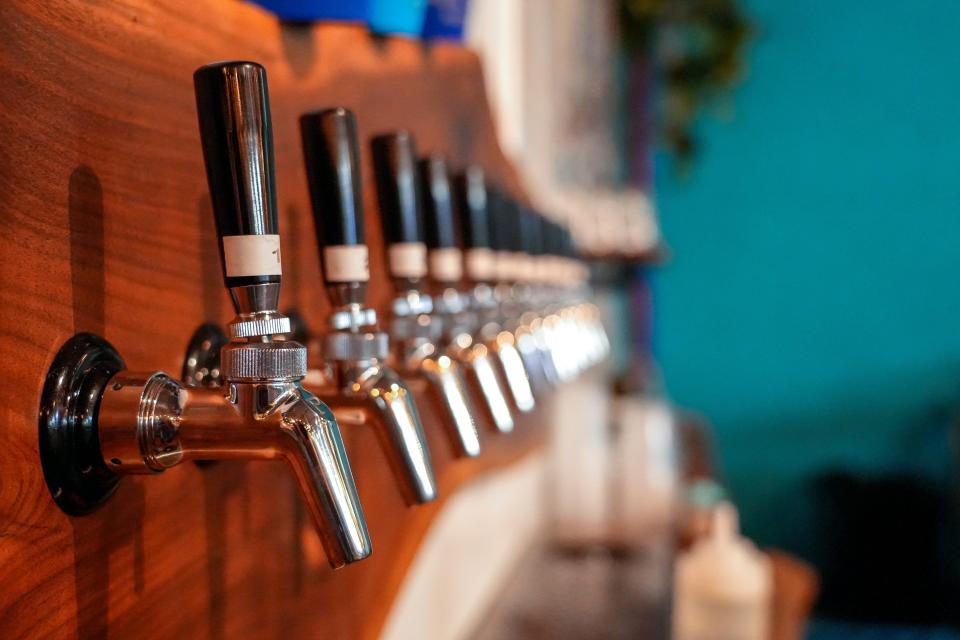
[98,372,371,569]
[306,363,438,505]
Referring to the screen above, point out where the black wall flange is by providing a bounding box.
[38,333,123,516]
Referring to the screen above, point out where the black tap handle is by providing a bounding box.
[371,131,423,245]
[542,217,559,257]
[419,155,457,249]
[300,108,369,284]
[507,198,524,253]
[194,61,281,289]
[521,206,543,256]
[489,191,521,254]
[486,188,506,252]
[300,108,365,248]
[563,225,577,259]
[452,166,490,249]
[555,221,574,258]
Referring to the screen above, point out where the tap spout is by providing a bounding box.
[275,387,373,568]
[98,372,371,569]
[447,334,515,434]
[485,329,537,413]
[406,343,482,457]
[307,364,438,505]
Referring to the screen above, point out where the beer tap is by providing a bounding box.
[38,62,371,569]
[538,217,608,379]
[454,170,536,412]
[298,108,438,504]
[535,215,579,382]
[370,132,481,457]
[559,221,611,369]
[511,204,560,386]
[419,154,515,433]
[495,196,561,390]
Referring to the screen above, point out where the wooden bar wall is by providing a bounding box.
[0,1,544,638]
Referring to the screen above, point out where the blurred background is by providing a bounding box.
[654,0,960,627]
[261,0,960,637]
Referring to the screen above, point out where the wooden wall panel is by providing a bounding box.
[0,2,542,638]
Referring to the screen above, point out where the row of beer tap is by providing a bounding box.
[39,61,609,570]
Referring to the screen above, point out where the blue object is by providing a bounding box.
[368,0,428,36]
[421,0,470,41]
[247,0,369,22]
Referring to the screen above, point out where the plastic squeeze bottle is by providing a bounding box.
[673,502,772,640]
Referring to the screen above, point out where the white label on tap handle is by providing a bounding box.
[324,245,369,282]
[429,248,463,282]
[465,248,495,281]
[495,251,514,282]
[388,242,428,279]
[519,253,535,284]
[222,234,282,277]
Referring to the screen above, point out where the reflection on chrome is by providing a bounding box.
[307,361,438,506]
[94,351,372,569]
[495,331,538,412]
[420,352,482,456]
[471,347,516,432]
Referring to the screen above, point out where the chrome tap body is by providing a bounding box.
[386,279,484,452]
[370,132,482,456]
[422,155,516,433]
[460,180,537,412]
[304,305,438,505]
[299,108,438,503]
[98,370,369,567]
[437,283,517,433]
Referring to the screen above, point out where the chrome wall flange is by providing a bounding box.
[38,333,123,516]
[181,323,228,469]
[181,323,228,389]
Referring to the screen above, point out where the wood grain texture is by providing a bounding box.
[0,2,542,638]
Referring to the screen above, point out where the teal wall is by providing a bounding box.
[653,0,960,559]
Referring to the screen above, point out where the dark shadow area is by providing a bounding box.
[283,204,304,310]
[280,22,318,79]
[68,166,147,636]
[197,195,225,322]
[813,470,960,628]
[419,38,435,63]
[71,481,146,640]
[449,113,478,166]
[719,361,960,559]
[369,32,390,54]
[202,461,248,640]
[69,166,105,335]
[290,481,306,596]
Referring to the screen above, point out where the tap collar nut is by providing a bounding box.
[221,341,307,381]
[229,313,292,339]
[323,331,389,362]
[329,306,378,331]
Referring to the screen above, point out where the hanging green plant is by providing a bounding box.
[620,0,753,171]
